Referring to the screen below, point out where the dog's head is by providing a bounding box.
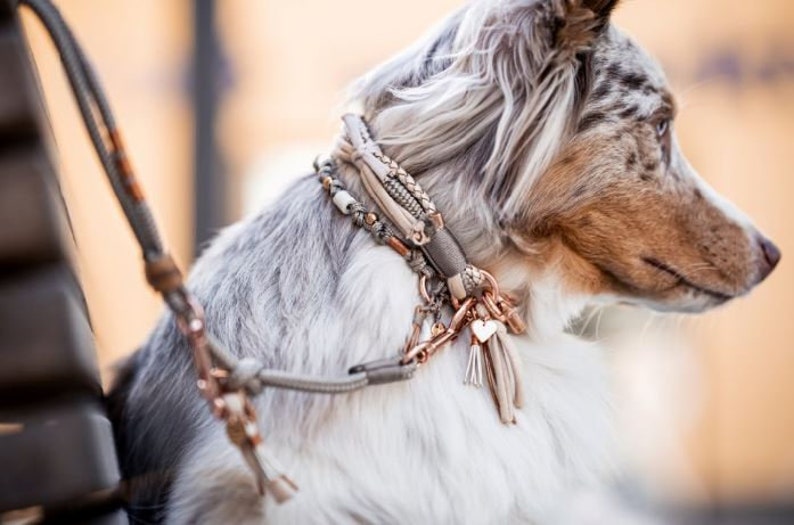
[352,0,779,316]
[514,5,781,313]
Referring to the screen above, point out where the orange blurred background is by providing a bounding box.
[19,0,793,510]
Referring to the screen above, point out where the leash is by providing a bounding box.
[18,0,416,504]
[18,0,527,503]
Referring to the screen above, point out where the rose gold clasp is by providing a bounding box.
[402,297,475,364]
[479,270,526,335]
[481,289,526,335]
[479,270,500,297]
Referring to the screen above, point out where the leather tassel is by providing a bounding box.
[481,339,499,407]
[481,321,524,423]
[495,322,524,409]
[223,393,298,502]
[489,333,514,423]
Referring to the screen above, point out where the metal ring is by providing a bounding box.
[403,341,430,364]
[481,290,507,323]
[479,270,501,297]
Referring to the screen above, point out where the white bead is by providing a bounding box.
[332,190,356,214]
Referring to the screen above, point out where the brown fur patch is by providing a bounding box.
[511,124,755,307]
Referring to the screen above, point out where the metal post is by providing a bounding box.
[192,0,224,256]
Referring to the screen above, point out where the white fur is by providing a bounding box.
[166,232,615,523]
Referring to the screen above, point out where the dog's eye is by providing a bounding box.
[656,119,669,138]
[655,118,672,165]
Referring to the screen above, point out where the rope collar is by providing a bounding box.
[320,114,528,424]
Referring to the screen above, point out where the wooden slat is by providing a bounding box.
[0,145,71,271]
[0,0,14,22]
[0,18,40,143]
[0,402,121,513]
[0,265,100,402]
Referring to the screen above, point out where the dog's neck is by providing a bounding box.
[490,252,591,341]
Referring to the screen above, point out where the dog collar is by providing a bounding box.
[318,114,528,424]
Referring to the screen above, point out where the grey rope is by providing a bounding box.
[210,337,416,396]
[335,116,483,298]
[383,178,426,219]
[21,0,163,257]
[354,123,438,217]
[376,152,438,217]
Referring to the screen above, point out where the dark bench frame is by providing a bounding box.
[0,2,126,523]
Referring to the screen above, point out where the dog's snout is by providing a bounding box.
[757,236,781,282]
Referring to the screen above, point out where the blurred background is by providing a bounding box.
[18,0,793,517]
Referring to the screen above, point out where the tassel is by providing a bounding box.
[223,392,298,503]
[464,334,483,387]
[251,441,299,503]
[489,333,513,423]
[495,322,524,409]
[481,321,525,424]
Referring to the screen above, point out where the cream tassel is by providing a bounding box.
[495,322,524,409]
[482,321,524,423]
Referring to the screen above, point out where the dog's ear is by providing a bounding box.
[580,0,621,31]
[467,0,611,212]
[581,0,621,20]
[553,0,620,53]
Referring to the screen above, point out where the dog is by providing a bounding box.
[109,0,781,522]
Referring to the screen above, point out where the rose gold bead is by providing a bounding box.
[321,176,333,190]
[386,237,410,257]
[365,212,378,225]
[430,212,445,230]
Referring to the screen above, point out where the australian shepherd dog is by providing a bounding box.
[109,0,780,522]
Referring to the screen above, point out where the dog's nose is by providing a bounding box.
[757,236,781,282]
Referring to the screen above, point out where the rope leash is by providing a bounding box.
[18,0,418,503]
[19,0,531,503]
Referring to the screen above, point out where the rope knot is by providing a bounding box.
[406,250,433,278]
[228,357,265,395]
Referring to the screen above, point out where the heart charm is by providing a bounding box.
[471,319,498,343]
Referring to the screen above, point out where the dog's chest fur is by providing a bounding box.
[124,177,615,523]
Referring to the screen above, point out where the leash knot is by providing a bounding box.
[227,357,265,395]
